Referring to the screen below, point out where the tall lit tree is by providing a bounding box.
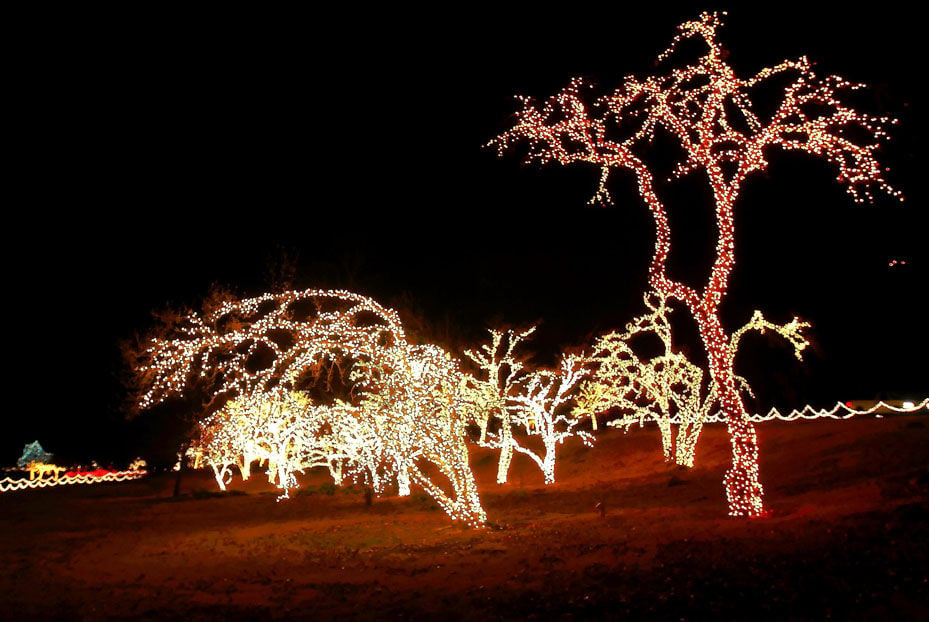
[489,12,899,515]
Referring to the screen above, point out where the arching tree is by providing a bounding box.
[128,288,487,527]
[489,12,899,516]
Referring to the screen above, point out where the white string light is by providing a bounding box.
[0,469,147,493]
[700,398,928,423]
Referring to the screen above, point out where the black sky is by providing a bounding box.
[7,3,925,464]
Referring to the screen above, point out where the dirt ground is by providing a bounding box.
[1,416,927,620]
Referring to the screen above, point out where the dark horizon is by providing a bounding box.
[7,4,924,466]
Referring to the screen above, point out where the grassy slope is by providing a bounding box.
[1,416,927,620]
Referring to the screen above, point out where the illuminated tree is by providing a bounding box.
[195,391,346,497]
[576,293,809,468]
[194,414,240,491]
[489,12,899,516]
[131,288,487,527]
[462,326,536,483]
[576,293,708,466]
[504,354,593,484]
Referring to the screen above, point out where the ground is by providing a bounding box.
[1,416,927,620]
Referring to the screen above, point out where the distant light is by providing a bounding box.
[903,401,915,409]
[845,400,854,407]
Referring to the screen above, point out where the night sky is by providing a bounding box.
[7,4,924,466]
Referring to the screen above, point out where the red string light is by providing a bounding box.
[489,11,900,517]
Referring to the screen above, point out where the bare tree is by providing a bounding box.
[489,12,898,516]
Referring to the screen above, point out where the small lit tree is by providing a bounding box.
[195,411,240,490]
[462,326,535,483]
[504,354,593,484]
[576,293,809,468]
[576,293,710,467]
[489,12,898,515]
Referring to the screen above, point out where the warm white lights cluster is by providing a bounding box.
[134,288,486,527]
[490,12,899,516]
[189,391,348,497]
[576,294,712,468]
[461,328,595,485]
[505,354,593,484]
[26,462,67,481]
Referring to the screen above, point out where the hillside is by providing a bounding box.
[1,416,927,620]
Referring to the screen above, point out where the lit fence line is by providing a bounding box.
[0,470,148,493]
[666,399,929,424]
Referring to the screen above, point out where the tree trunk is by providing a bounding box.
[211,464,227,491]
[542,439,557,484]
[657,419,674,462]
[675,420,703,468]
[239,452,253,480]
[397,461,411,497]
[173,465,185,497]
[696,308,765,517]
[496,423,514,484]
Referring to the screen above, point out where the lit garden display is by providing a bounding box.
[113,12,923,529]
[4,9,924,621]
[488,11,902,517]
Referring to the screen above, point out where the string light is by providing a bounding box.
[0,469,147,493]
[713,397,927,423]
[133,288,487,527]
[489,11,900,517]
